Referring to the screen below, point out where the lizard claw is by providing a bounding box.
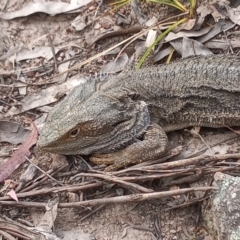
[90,154,129,172]
[90,150,135,172]
[90,152,127,171]
[90,151,144,171]
[90,153,117,166]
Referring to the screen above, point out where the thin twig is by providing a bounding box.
[115,146,182,175]
[129,152,240,171]
[72,173,153,193]
[42,26,58,72]
[0,187,215,209]
[58,186,215,208]
[20,163,69,192]
[0,182,103,201]
[25,156,63,186]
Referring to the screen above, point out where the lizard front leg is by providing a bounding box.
[90,123,168,171]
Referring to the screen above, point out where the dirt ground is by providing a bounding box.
[1,0,240,239]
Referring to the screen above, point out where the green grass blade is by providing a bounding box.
[136,17,188,69]
[189,0,197,18]
[149,0,187,12]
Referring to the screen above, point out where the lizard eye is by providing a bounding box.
[69,128,80,138]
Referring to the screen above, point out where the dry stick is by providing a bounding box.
[2,0,10,10]
[120,169,194,182]
[92,168,189,174]
[80,205,106,221]
[223,28,234,54]
[43,26,58,72]
[128,152,240,171]
[58,187,215,208]
[115,146,182,175]
[7,83,15,104]
[0,99,12,107]
[0,84,15,88]
[0,220,37,239]
[205,166,240,174]
[3,230,29,240]
[56,170,80,177]
[0,73,55,88]
[24,156,64,186]
[165,172,204,187]
[0,201,46,209]
[21,163,68,192]
[122,165,240,186]
[144,147,183,167]
[93,0,103,18]
[116,136,239,174]
[72,173,153,193]
[214,161,240,166]
[0,187,214,209]
[90,25,143,46]
[166,165,240,186]
[10,157,236,202]
[0,230,14,240]
[183,132,238,159]
[165,195,211,211]
[37,67,54,77]
[185,129,213,154]
[131,224,153,233]
[0,182,103,201]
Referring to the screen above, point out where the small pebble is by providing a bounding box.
[101,21,111,29]
[94,23,101,30]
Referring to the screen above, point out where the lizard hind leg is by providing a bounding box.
[90,123,168,171]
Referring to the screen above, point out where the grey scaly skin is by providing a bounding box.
[38,54,240,171]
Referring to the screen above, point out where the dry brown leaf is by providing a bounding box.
[0,121,30,145]
[208,4,226,22]
[196,1,226,24]
[6,189,18,202]
[102,53,129,73]
[71,15,88,31]
[197,20,234,43]
[181,37,213,57]
[154,47,173,62]
[170,37,212,57]
[174,19,196,32]
[13,47,61,62]
[0,0,93,20]
[225,4,240,25]
[0,122,38,182]
[5,77,84,116]
[205,39,240,50]
[131,0,148,25]
[165,26,213,42]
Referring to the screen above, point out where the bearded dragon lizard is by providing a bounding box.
[38,54,240,171]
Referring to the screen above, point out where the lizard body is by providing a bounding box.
[38,54,240,171]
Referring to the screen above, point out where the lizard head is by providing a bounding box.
[38,91,150,155]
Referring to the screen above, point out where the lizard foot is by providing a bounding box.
[90,123,168,171]
[90,152,124,171]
